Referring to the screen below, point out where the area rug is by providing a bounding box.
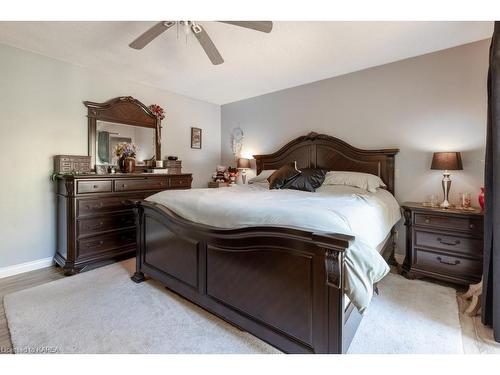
[349,272,463,354]
[3,260,463,354]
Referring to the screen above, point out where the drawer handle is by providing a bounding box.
[469,224,475,229]
[121,184,127,188]
[85,240,104,248]
[425,216,448,222]
[86,221,104,230]
[436,256,461,266]
[436,237,460,246]
[93,185,99,189]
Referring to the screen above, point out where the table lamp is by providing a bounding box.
[237,158,251,184]
[431,152,463,208]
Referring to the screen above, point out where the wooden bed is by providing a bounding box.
[131,132,399,354]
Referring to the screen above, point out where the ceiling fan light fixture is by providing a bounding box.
[178,21,192,35]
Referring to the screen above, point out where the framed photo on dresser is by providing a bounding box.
[191,127,202,149]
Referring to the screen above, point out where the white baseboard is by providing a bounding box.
[0,257,54,279]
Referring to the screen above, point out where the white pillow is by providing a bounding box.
[323,171,386,193]
[247,169,276,184]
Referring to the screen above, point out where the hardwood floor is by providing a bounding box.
[0,265,64,354]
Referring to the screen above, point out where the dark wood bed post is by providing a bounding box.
[131,203,146,283]
[131,132,399,354]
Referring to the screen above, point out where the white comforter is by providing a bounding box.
[146,184,401,313]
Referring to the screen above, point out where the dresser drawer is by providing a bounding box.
[414,230,483,256]
[77,180,112,194]
[77,229,136,259]
[414,248,482,280]
[77,195,143,216]
[114,178,168,192]
[414,213,482,234]
[78,213,136,237]
[169,176,192,189]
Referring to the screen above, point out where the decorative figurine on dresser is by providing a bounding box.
[54,96,192,275]
[401,202,483,285]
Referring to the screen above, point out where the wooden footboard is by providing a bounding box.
[130,200,372,354]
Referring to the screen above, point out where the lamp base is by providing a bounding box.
[440,199,450,209]
[440,171,451,209]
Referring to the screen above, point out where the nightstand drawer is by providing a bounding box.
[414,213,482,234]
[414,249,482,279]
[415,230,483,256]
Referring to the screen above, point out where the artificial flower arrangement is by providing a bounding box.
[114,142,137,173]
[114,142,137,158]
[149,104,165,120]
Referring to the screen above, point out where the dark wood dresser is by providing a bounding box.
[401,202,483,285]
[55,173,192,275]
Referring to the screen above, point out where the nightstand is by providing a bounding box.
[401,202,483,285]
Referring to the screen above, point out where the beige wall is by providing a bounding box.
[221,40,489,252]
[0,43,221,269]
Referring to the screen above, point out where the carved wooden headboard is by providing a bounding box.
[253,132,399,194]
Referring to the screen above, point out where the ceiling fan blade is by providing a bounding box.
[191,23,224,65]
[219,21,273,33]
[129,21,175,49]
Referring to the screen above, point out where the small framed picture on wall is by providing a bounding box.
[191,127,202,149]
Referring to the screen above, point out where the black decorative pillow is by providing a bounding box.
[282,168,327,192]
[267,162,300,189]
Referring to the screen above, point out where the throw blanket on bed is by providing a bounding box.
[146,184,401,313]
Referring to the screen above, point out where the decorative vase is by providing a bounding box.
[479,187,485,210]
[118,156,126,173]
[123,157,136,174]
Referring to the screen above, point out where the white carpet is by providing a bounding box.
[3,260,463,354]
[350,272,463,353]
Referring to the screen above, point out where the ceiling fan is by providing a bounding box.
[129,21,273,65]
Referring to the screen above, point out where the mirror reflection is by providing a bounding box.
[96,121,155,167]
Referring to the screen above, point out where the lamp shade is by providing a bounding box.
[431,152,463,171]
[237,158,251,169]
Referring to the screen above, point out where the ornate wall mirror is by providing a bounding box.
[84,96,161,170]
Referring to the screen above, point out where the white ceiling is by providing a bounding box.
[0,21,493,104]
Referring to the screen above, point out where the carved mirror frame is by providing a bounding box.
[84,96,161,170]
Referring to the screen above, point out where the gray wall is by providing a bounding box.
[0,43,221,269]
[221,40,489,253]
